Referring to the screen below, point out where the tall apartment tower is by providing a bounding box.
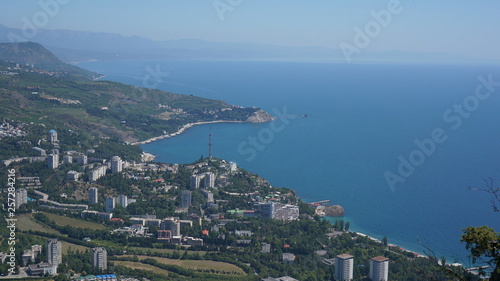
[15,188,28,209]
[182,190,192,208]
[111,156,123,174]
[88,187,98,205]
[47,154,59,169]
[49,129,57,144]
[204,172,215,188]
[369,256,389,281]
[116,194,128,208]
[46,238,62,272]
[91,247,107,270]
[190,175,201,189]
[106,197,116,212]
[335,254,354,281]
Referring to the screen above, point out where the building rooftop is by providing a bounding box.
[372,256,389,262]
[337,254,354,259]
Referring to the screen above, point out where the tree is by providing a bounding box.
[468,178,500,212]
[464,178,500,280]
[382,236,388,246]
[461,226,500,280]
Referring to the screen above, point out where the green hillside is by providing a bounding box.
[0,41,95,79]
[0,42,263,143]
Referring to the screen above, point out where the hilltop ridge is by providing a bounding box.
[0,42,95,79]
[0,42,271,143]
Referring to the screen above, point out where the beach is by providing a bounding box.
[130,120,246,146]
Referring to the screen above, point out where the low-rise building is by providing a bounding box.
[282,253,296,265]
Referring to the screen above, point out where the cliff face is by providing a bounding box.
[246,109,275,123]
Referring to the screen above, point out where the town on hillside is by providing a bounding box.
[0,129,475,280]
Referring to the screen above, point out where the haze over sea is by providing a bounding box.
[79,60,500,263]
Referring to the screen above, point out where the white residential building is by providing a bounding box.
[204,172,216,188]
[89,165,107,182]
[46,239,62,274]
[116,194,128,208]
[369,256,389,281]
[15,188,28,209]
[182,190,192,208]
[88,187,98,205]
[111,156,123,174]
[48,130,57,144]
[335,254,354,281]
[190,174,201,188]
[47,154,59,169]
[106,197,116,212]
[92,247,107,270]
[160,218,181,236]
[63,155,72,164]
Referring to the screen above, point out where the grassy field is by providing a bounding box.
[16,214,61,234]
[113,261,171,276]
[42,212,107,230]
[61,241,90,254]
[120,255,245,275]
[129,246,207,256]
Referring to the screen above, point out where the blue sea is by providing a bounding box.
[79,59,500,263]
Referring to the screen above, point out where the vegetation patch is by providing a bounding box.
[119,255,245,275]
[42,212,107,230]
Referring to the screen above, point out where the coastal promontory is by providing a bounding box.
[246,109,275,123]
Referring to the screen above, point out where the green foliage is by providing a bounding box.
[0,52,262,142]
[462,226,500,279]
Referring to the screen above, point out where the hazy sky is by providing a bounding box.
[1,0,499,59]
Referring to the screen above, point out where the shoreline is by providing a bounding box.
[130,120,246,146]
[352,231,425,258]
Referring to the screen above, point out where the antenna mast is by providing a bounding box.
[208,128,213,159]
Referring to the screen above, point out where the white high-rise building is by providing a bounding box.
[204,172,215,188]
[46,239,62,273]
[88,187,98,205]
[369,256,389,281]
[335,254,354,281]
[190,175,201,188]
[15,188,28,209]
[49,130,57,144]
[106,197,116,212]
[91,247,107,270]
[116,194,128,208]
[89,165,107,182]
[111,156,123,174]
[182,190,192,208]
[47,154,59,169]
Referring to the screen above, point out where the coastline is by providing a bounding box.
[130,120,246,146]
[353,231,425,258]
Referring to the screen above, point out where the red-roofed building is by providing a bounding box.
[158,230,172,240]
[202,230,209,235]
[109,218,124,223]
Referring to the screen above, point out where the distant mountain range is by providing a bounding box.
[0,24,491,63]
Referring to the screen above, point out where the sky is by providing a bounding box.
[0,0,499,59]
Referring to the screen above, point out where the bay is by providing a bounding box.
[79,59,500,263]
